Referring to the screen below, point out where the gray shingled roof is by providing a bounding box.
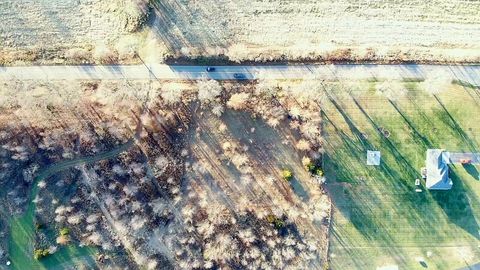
[426,149,452,190]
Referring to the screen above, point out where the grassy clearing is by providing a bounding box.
[323,82,480,269]
[7,175,96,270]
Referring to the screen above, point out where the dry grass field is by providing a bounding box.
[0,0,158,65]
[1,0,117,47]
[151,0,480,62]
[1,0,479,64]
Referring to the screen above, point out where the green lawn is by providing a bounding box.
[8,177,96,270]
[323,82,480,269]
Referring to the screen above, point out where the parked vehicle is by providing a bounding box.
[233,73,246,79]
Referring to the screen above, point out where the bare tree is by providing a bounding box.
[227,93,250,110]
[296,139,311,151]
[161,84,184,105]
[197,80,222,104]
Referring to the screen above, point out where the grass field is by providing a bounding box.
[7,175,96,270]
[323,82,480,269]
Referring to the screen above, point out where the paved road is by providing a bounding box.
[0,64,479,85]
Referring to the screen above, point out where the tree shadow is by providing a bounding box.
[324,88,480,269]
[350,96,420,181]
[325,94,421,188]
[388,100,432,149]
[433,95,478,152]
[289,177,310,202]
[463,164,479,180]
[324,93,456,254]
[324,101,408,239]
[430,170,480,240]
[448,65,480,104]
[326,93,372,149]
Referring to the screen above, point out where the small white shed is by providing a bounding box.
[367,150,381,166]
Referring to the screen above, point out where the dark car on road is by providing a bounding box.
[233,73,246,79]
[206,67,216,72]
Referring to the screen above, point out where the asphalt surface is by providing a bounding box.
[0,64,479,85]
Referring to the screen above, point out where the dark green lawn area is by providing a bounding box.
[8,177,96,270]
[323,82,480,269]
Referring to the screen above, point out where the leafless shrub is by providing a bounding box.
[55,205,68,216]
[300,121,321,140]
[86,213,101,224]
[227,93,250,110]
[86,232,103,246]
[67,213,83,225]
[161,84,184,105]
[130,215,147,231]
[287,78,326,106]
[203,234,238,262]
[238,229,256,246]
[54,215,66,223]
[197,221,216,239]
[146,260,158,270]
[93,44,119,64]
[64,48,92,63]
[231,153,249,170]
[112,164,126,175]
[255,79,279,97]
[197,80,222,104]
[296,139,311,151]
[56,235,71,245]
[123,183,139,197]
[211,104,225,117]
